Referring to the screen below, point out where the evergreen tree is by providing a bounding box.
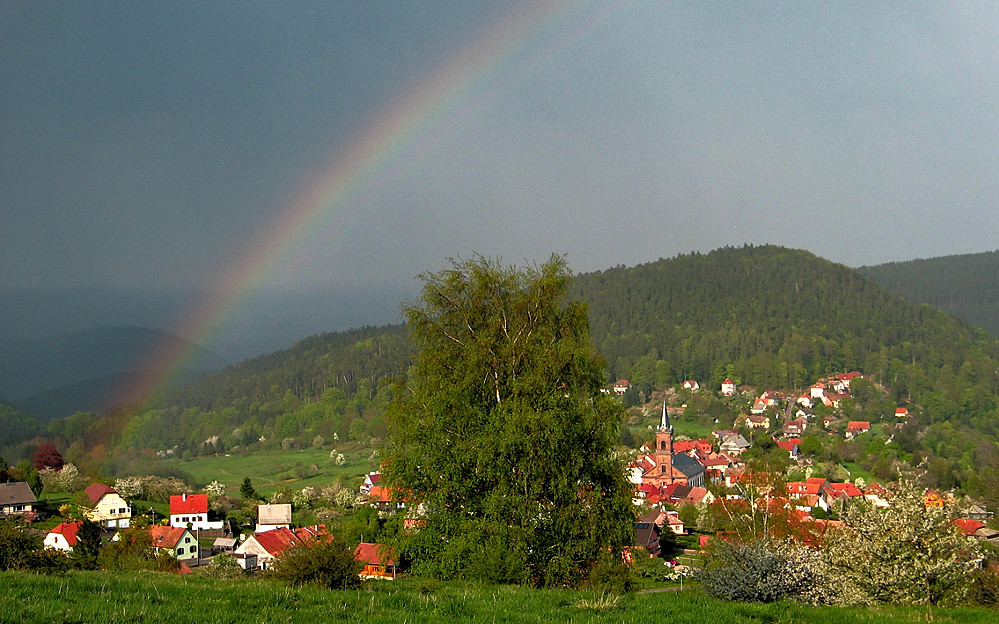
[71,518,102,570]
[385,255,633,587]
[239,477,258,501]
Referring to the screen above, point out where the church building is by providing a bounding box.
[638,404,705,489]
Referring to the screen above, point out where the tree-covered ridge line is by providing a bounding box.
[571,246,999,425]
[14,246,999,496]
[859,250,999,338]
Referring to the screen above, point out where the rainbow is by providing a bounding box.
[120,0,614,408]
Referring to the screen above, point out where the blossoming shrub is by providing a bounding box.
[698,536,833,604]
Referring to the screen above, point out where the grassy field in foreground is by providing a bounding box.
[1,570,994,624]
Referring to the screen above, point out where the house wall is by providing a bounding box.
[171,532,200,561]
[43,533,71,552]
[234,538,277,569]
[90,493,131,528]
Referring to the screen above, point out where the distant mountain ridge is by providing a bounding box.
[858,250,999,338]
[0,326,228,424]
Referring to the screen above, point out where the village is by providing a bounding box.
[618,373,998,556]
[2,370,996,582]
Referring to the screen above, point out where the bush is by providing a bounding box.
[589,560,637,595]
[698,537,832,604]
[0,518,68,574]
[199,554,245,579]
[270,535,362,589]
[968,562,999,606]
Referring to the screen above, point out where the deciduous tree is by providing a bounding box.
[385,255,633,587]
[823,476,984,605]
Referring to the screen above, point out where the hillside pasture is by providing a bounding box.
[160,447,374,496]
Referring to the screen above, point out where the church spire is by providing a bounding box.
[659,402,672,432]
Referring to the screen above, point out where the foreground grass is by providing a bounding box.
[1,570,993,624]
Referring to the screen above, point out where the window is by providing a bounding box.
[177,548,184,555]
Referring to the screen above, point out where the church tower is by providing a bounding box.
[654,403,673,478]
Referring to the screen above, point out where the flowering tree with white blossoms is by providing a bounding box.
[822,476,984,605]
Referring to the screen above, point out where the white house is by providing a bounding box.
[169,493,222,530]
[44,521,82,552]
[721,379,737,397]
[83,483,131,528]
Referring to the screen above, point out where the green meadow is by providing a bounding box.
[1,571,993,624]
[161,447,373,496]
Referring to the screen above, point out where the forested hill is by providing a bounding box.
[41,246,999,475]
[858,250,999,338]
[569,245,999,400]
[156,324,412,414]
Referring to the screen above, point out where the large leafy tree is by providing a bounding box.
[385,255,633,587]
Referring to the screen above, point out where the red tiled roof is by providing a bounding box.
[787,481,824,496]
[253,526,328,556]
[49,521,83,546]
[150,525,187,549]
[846,421,870,432]
[354,542,395,565]
[169,493,208,515]
[827,482,863,498]
[954,518,985,536]
[84,482,116,507]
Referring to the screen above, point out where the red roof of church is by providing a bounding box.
[169,493,208,515]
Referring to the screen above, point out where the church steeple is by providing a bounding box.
[659,402,672,433]
[656,403,673,456]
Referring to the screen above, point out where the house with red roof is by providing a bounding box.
[954,518,985,536]
[721,379,737,397]
[44,521,83,552]
[663,510,684,535]
[776,438,800,459]
[681,486,714,507]
[612,380,631,395]
[682,380,700,391]
[894,407,909,418]
[83,482,131,528]
[354,542,397,580]
[810,382,826,399]
[698,452,735,477]
[782,417,807,437]
[169,493,222,530]
[786,477,829,500]
[149,525,199,562]
[845,421,871,440]
[824,482,864,509]
[633,483,663,506]
[234,525,327,570]
[359,471,382,495]
[673,438,713,457]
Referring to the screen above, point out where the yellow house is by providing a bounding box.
[83,483,131,528]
